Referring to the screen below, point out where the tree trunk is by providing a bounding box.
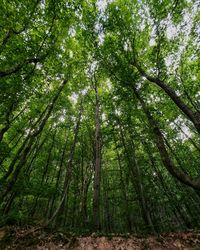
[132,86,200,191]
[0,104,26,142]
[116,148,132,232]
[48,138,69,220]
[118,122,155,233]
[92,84,102,231]
[0,80,67,200]
[47,103,83,224]
[133,61,200,134]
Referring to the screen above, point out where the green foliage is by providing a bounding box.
[0,0,199,234]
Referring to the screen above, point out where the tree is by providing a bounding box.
[0,0,199,234]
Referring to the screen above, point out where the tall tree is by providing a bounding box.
[92,79,102,231]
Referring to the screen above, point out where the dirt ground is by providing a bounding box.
[0,226,200,250]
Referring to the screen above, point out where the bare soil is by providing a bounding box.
[0,226,200,250]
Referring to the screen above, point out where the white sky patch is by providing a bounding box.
[170,116,193,141]
[175,90,181,96]
[97,0,107,12]
[68,27,76,37]
[105,79,112,90]
[60,45,65,52]
[153,172,157,177]
[167,3,198,46]
[81,87,89,96]
[192,76,197,81]
[195,91,200,99]
[165,54,174,67]
[95,0,114,45]
[81,89,87,96]
[149,94,162,103]
[138,3,154,34]
[123,39,132,51]
[94,22,105,45]
[115,108,121,116]
[164,3,198,71]
[136,82,143,90]
[40,0,45,9]
[25,128,31,136]
[179,124,191,141]
[69,93,78,104]
[164,53,181,74]
[36,63,42,70]
[98,32,105,45]
[59,115,65,122]
[96,0,114,13]
[58,109,67,122]
[102,112,106,121]
[166,24,177,39]
[140,21,146,32]
[149,38,156,46]
[21,31,29,41]
[149,24,156,46]
[86,61,98,77]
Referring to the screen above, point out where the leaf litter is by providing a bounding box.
[0,226,200,250]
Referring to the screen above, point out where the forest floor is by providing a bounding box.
[0,226,200,250]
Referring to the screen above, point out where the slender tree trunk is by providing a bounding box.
[41,130,57,184]
[116,148,132,232]
[173,121,200,152]
[47,104,83,224]
[0,80,67,200]
[0,135,31,184]
[102,170,112,233]
[0,125,10,142]
[47,128,70,220]
[25,132,50,179]
[118,122,155,233]
[3,191,17,215]
[93,84,102,231]
[0,105,26,142]
[132,61,200,134]
[0,102,14,142]
[81,174,91,226]
[132,86,200,191]
[28,131,57,217]
[0,81,64,184]
[142,139,194,229]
